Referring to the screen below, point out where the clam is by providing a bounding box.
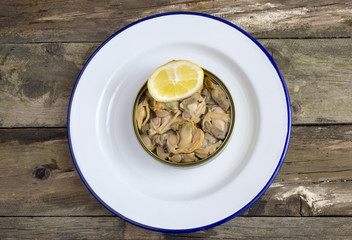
[180,93,206,123]
[207,105,226,114]
[152,101,180,113]
[148,111,180,136]
[179,153,198,163]
[173,121,204,154]
[153,131,178,159]
[202,112,231,139]
[153,121,204,155]
[136,96,150,130]
[170,116,188,131]
[140,123,150,135]
[205,77,230,111]
[170,153,197,163]
[152,132,167,146]
[195,133,222,159]
[156,145,170,160]
[153,122,204,155]
[141,134,156,151]
[169,154,182,163]
[201,88,216,105]
[166,132,179,153]
[154,109,170,118]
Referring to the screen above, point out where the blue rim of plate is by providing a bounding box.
[67,11,292,233]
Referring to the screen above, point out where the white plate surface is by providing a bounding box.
[68,12,291,232]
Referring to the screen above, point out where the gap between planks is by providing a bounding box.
[0,36,351,45]
[1,216,352,239]
[0,123,349,130]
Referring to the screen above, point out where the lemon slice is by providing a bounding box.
[147,60,204,102]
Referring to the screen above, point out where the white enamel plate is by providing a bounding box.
[68,12,291,232]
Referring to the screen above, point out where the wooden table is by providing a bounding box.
[1,1,351,239]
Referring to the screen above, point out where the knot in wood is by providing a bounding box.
[291,101,301,113]
[33,166,51,180]
[45,43,59,54]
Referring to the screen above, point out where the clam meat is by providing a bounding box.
[135,73,233,164]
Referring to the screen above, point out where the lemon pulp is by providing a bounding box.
[147,60,204,102]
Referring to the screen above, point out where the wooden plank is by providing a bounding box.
[0,43,98,127]
[0,126,351,217]
[0,217,352,239]
[0,39,351,127]
[261,39,352,124]
[0,128,111,216]
[0,0,351,43]
[243,126,352,217]
[211,0,352,39]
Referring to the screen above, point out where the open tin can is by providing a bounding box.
[133,69,235,167]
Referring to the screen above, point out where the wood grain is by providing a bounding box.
[1,0,351,238]
[0,126,351,217]
[261,39,352,124]
[1,39,351,127]
[0,0,351,43]
[0,128,110,216]
[0,43,97,127]
[1,217,352,239]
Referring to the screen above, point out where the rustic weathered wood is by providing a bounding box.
[0,43,97,127]
[0,0,351,43]
[261,39,352,124]
[211,0,352,38]
[0,126,351,216]
[1,217,352,239]
[1,39,351,127]
[0,128,111,216]
[1,0,351,238]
